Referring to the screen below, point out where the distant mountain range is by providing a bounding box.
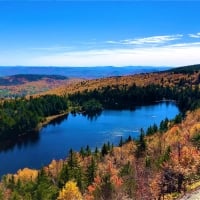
[0,66,170,79]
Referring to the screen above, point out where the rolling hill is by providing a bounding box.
[167,64,200,74]
[41,64,200,97]
[0,74,67,86]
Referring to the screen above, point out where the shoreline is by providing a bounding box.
[37,100,178,131]
[37,111,69,130]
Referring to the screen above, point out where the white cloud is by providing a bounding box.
[106,34,183,45]
[188,33,200,38]
[168,42,200,47]
[0,34,199,67]
[18,42,200,67]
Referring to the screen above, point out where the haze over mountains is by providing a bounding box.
[0,66,170,79]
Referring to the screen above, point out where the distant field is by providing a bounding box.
[0,74,81,98]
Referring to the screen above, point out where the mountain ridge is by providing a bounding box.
[0,66,170,79]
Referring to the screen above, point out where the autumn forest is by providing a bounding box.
[1,65,200,199]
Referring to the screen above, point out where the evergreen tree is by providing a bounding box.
[101,143,108,157]
[86,145,91,156]
[86,157,97,186]
[79,147,86,158]
[135,130,146,158]
[119,136,123,147]
[95,147,99,155]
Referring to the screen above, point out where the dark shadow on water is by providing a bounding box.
[82,111,102,121]
[45,114,69,127]
[0,114,69,153]
[0,131,40,153]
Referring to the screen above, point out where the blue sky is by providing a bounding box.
[0,1,200,67]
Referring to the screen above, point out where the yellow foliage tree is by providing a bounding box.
[14,168,38,182]
[57,181,83,200]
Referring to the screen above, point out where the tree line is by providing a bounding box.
[69,84,200,112]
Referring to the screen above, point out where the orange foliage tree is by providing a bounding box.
[85,161,123,200]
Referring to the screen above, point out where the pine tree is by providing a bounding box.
[119,136,123,147]
[95,147,99,154]
[86,145,91,156]
[135,130,146,158]
[79,147,85,158]
[86,157,97,186]
[101,143,108,157]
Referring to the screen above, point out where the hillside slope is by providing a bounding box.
[168,64,200,74]
[42,67,200,96]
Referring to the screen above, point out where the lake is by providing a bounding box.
[0,102,179,177]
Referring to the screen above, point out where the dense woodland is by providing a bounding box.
[1,67,200,199]
[69,84,200,112]
[0,95,68,140]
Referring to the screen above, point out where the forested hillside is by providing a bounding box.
[42,65,200,96]
[168,64,200,74]
[0,95,68,140]
[1,65,200,199]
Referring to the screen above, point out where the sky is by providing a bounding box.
[0,1,200,67]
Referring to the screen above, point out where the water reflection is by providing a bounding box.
[46,114,69,126]
[0,132,40,152]
[0,114,68,153]
[82,111,102,121]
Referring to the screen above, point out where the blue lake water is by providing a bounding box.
[0,102,179,177]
